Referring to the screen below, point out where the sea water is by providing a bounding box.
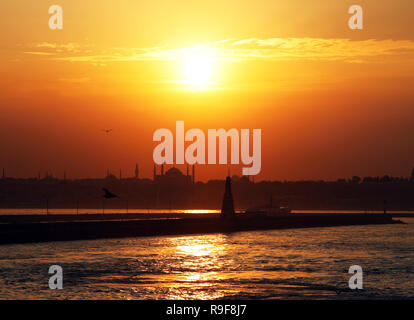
[0,218,413,299]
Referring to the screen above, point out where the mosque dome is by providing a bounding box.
[165,167,183,177]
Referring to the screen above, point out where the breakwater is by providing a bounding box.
[0,213,402,245]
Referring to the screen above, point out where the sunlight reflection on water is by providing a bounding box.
[0,219,413,299]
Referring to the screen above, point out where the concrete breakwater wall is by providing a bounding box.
[0,213,401,245]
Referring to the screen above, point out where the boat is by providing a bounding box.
[244,205,291,216]
[243,195,291,216]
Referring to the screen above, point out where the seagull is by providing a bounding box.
[102,129,113,134]
[103,188,117,199]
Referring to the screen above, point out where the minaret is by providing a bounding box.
[161,164,164,175]
[135,163,139,179]
[119,169,122,180]
[192,165,195,184]
[153,164,157,182]
[220,176,235,218]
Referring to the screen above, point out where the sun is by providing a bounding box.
[182,52,215,89]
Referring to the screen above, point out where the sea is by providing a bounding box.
[0,211,413,300]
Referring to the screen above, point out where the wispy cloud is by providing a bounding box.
[227,38,414,62]
[35,42,92,53]
[24,38,414,64]
[23,51,54,56]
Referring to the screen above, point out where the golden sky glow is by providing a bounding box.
[1,0,414,181]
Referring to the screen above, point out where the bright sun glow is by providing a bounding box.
[182,52,215,88]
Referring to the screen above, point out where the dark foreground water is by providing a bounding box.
[0,219,413,299]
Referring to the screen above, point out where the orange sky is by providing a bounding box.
[1,0,414,181]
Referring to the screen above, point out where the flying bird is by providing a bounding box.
[103,188,117,199]
[102,129,113,134]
